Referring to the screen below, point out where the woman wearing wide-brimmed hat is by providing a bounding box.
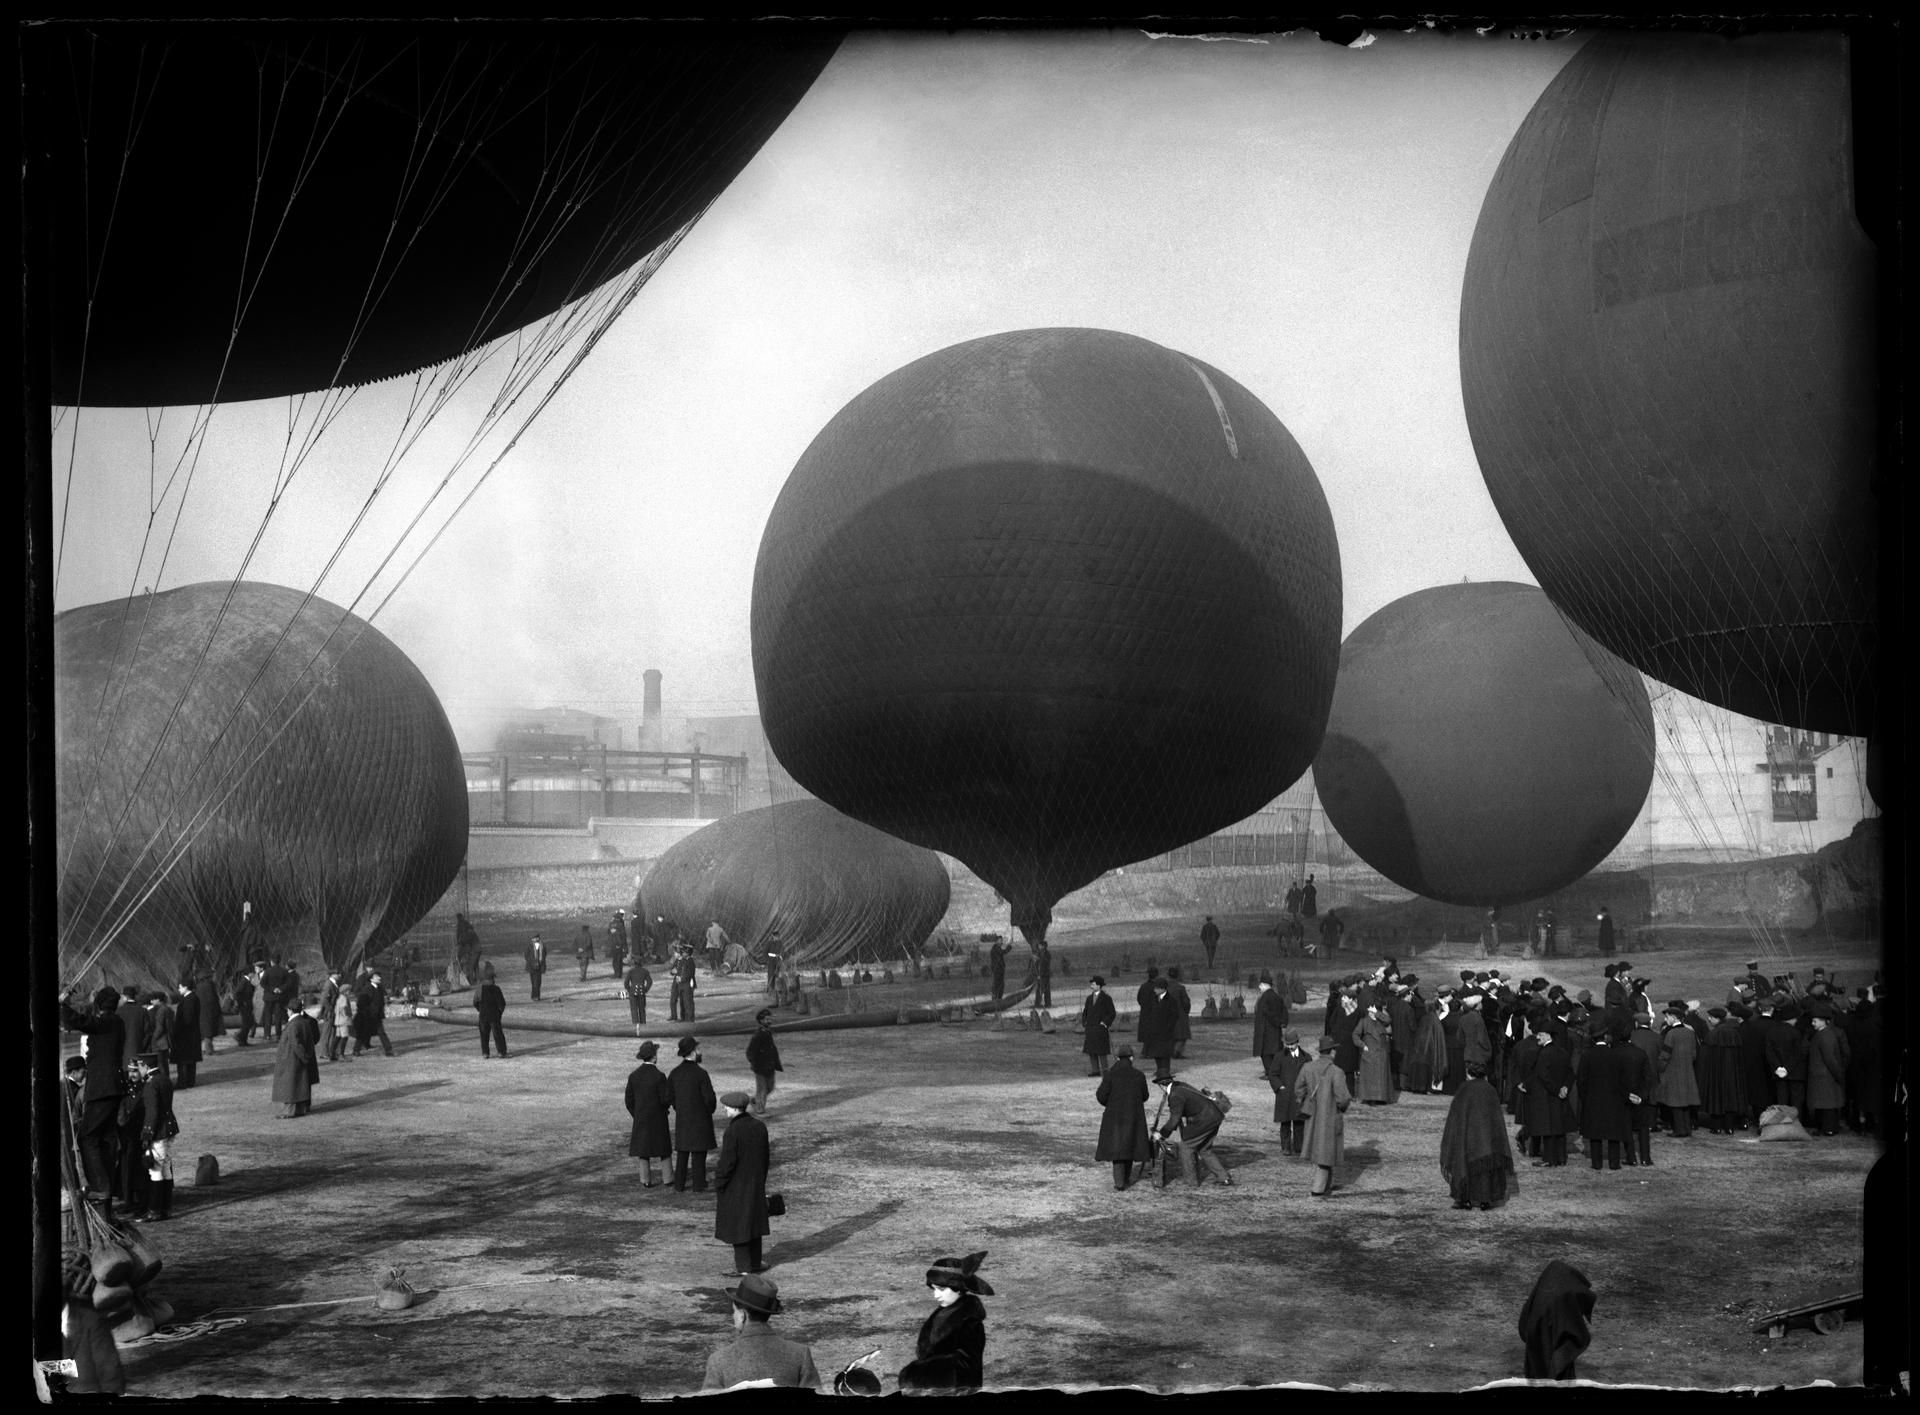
[1292,1036,1350,1196]
[898,1252,992,1391]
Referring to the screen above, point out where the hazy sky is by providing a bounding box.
[52,26,1578,748]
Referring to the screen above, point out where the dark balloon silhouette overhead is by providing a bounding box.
[635,801,950,968]
[752,327,1342,943]
[1312,582,1654,908]
[57,581,467,986]
[29,23,840,406]
[1460,30,1876,736]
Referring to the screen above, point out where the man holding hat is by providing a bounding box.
[1095,1045,1151,1189]
[668,1037,718,1192]
[625,1042,673,1188]
[714,1090,772,1275]
[701,1274,819,1390]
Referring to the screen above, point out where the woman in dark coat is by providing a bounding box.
[1265,1030,1310,1155]
[1094,1046,1151,1189]
[1080,978,1117,1076]
[1330,993,1363,1086]
[713,1091,771,1274]
[667,1039,718,1192]
[625,1042,672,1187]
[1439,1061,1517,1209]
[899,1253,992,1391]
[1406,992,1449,1095]
[1518,1028,1573,1165]
[1698,1008,1747,1133]
[1136,979,1177,1081]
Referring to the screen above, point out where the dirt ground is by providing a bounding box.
[102,921,1879,1397]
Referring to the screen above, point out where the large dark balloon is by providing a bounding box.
[634,801,950,967]
[27,23,839,406]
[752,327,1342,941]
[57,581,467,985]
[1312,582,1655,908]
[1460,31,1875,736]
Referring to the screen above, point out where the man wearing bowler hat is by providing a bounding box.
[714,1090,772,1275]
[701,1274,819,1390]
[1152,1073,1233,1188]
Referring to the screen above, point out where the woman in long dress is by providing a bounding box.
[1439,1061,1517,1209]
[1354,1004,1396,1104]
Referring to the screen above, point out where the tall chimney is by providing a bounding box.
[641,669,663,751]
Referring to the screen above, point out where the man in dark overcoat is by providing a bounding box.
[668,1037,718,1192]
[1166,965,1191,1059]
[713,1091,772,1274]
[987,940,1009,1001]
[1763,999,1805,1111]
[1094,1045,1151,1189]
[1034,941,1053,1009]
[261,956,291,1039]
[1080,977,1116,1076]
[1576,1022,1635,1170]
[60,987,127,1200]
[474,966,508,1059]
[1741,996,1780,1130]
[1137,977,1177,1081]
[170,980,203,1087]
[625,1041,672,1188]
[272,994,322,1118]
[1265,1029,1310,1155]
[231,967,257,1046]
[1518,1028,1574,1167]
[1624,1013,1659,1165]
[1252,972,1288,1064]
[625,962,652,1032]
[193,971,224,1054]
[1199,916,1220,969]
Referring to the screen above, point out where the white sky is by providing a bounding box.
[51,26,1578,749]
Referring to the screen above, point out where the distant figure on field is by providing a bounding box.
[1199,916,1220,969]
[987,939,1010,1000]
[625,960,653,1033]
[577,924,596,981]
[1299,874,1318,919]
[747,1009,783,1114]
[524,934,548,1000]
[1284,880,1303,917]
[1594,905,1614,958]
[1166,966,1191,1060]
[1034,942,1053,1009]
[1318,909,1345,959]
[1080,977,1116,1076]
[474,965,508,1059]
[702,1275,819,1391]
[898,1253,992,1392]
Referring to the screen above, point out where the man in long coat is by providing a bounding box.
[1354,1003,1396,1104]
[170,981,203,1088]
[1518,1028,1574,1166]
[1576,1023,1636,1170]
[668,1037,718,1192]
[987,940,1009,1001]
[1251,972,1288,1064]
[1080,977,1116,1076]
[272,995,321,1117]
[1805,1009,1851,1136]
[713,1092,772,1275]
[474,967,509,1059]
[1624,1013,1660,1165]
[1293,1036,1349,1196]
[624,962,652,1032]
[1199,916,1220,969]
[1165,966,1190,1058]
[1265,1029,1311,1155]
[1440,1061,1517,1209]
[260,956,291,1039]
[746,1010,783,1114]
[1094,1046,1151,1189]
[625,1041,672,1187]
[1135,968,1160,1041]
[1654,1005,1701,1136]
[1136,977,1177,1081]
[193,971,224,1055]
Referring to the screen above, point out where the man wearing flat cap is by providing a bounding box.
[701,1274,819,1390]
[714,1091,772,1274]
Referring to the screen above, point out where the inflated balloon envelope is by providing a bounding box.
[752,327,1342,945]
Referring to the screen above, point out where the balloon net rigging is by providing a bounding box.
[41,26,834,991]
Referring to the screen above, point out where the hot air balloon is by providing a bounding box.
[751,327,1342,945]
[57,581,467,987]
[1311,581,1654,908]
[634,801,950,968]
[1459,29,1876,737]
[27,22,840,406]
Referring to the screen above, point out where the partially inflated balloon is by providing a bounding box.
[1460,30,1875,735]
[752,327,1342,940]
[634,801,950,967]
[1312,582,1654,908]
[57,581,467,985]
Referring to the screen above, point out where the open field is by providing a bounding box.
[89,924,1883,1397]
